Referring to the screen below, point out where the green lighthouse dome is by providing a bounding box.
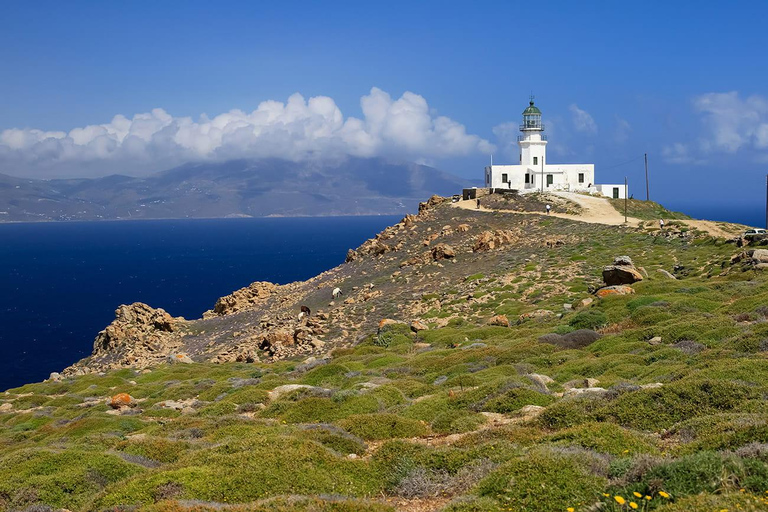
[522,100,541,115]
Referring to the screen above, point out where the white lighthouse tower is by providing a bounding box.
[483,97,625,198]
[518,97,547,170]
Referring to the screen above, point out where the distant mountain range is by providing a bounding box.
[0,158,478,221]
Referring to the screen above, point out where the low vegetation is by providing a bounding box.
[2,196,767,511]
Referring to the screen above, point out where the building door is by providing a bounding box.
[546,175,553,187]
[613,187,619,199]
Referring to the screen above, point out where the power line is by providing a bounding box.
[600,154,645,171]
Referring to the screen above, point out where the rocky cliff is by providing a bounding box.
[63,192,736,377]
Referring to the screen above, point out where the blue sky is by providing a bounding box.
[1,1,767,222]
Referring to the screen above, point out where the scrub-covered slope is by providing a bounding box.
[2,193,768,512]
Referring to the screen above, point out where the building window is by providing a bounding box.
[613,187,620,199]
[502,173,508,183]
[533,156,538,165]
[524,174,530,184]
[519,154,522,163]
[546,174,553,187]
[578,173,584,183]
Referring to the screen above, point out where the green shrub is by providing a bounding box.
[0,449,142,510]
[569,310,608,330]
[546,422,659,456]
[431,410,486,434]
[475,449,606,511]
[483,387,555,413]
[338,413,428,440]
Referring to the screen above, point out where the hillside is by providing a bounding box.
[2,193,768,512]
[0,158,473,221]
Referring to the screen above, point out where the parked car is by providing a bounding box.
[743,228,767,239]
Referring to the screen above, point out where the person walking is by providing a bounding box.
[659,218,665,230]
[476,198,480,209]
[545,204,551,215]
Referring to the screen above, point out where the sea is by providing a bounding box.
[0,216,399,391]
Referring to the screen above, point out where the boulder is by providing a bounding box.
[752,249,768,264]
[108,393,135,409]
[261,330,294,348]
[518,309,555,323]
[168,353,193,364]
[410,320,429,332]
[48,372,62,382]
[345,249,358,262]
[657,269,677,280]
[518,405,546,419]
[269,384,332,401]
[431,243,456,260]
[595,285,635,298]
[378,318,406,332]
[602,256,644,285]
[488,314,510,327]
[527,373,554,389]
[456,224,471,232]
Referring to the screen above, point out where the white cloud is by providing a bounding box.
[662,143,702,165]
[0,88,494,178]
[692,91,768,152]
[569,104,597,134]
[664,91,768,165]
[613,116,631,144]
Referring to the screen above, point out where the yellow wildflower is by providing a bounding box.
[567,508,575,512]
[659,491,670,499]
[603,493,610,497]
[615,496,626,505]
[630,503,638,510]
[633,492,642,498]
[645,495,652,500]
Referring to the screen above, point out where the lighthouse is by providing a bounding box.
[518,97,547,170]
[483,98,626,199]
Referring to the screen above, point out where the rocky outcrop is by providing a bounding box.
[473,229,519,252]
[431,243,456,260]
[418,194,447,213]
[93,303,180,355]
[488,314,510,327]
[209,281,278,316]
[595,285,635,297]
[602,256,643,285]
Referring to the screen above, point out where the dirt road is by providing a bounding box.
[453,192,745,238]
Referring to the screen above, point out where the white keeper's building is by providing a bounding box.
[484,99,626,199]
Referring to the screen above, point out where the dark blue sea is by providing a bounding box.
[0,216,399,391]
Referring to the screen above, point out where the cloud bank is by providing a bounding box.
[0,87,494,178]
[664,91,768,164]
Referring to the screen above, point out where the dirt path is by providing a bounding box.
[681,219,744,239]
[453,192,744,238]
[453,191,641,227]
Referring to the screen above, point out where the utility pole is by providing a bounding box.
[644,153,649,201]
[765,174,768,229]
[624,177,628,223]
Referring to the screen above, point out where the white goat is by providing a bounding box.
[332,287,343,300]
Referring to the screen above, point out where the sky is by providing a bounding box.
[1,1,767,222]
